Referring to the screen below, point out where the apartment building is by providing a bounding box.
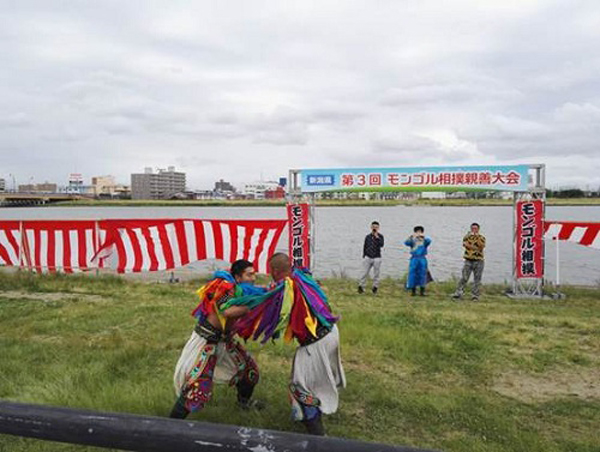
[131,166,186,200]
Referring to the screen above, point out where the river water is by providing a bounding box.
[1,205,599,285]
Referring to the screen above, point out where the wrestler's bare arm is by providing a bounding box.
[222,305,250,319]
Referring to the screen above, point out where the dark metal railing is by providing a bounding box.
[0,401,437,452]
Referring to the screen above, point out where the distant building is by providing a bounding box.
[420,192,446,199]
[131,166,186,200]
[446,192,468,199]
[380,192,401,200]
[0,178,5,192]
[68,173,83,192]
[213,179,236,199]
[64,173,94,195]
[91,175,116,196]
[36,182,58,193]
[169,191,195,200]
[18,182,58,193]
[264,186,286,199]
[90,175,130,199]
[243,181,280,200]
[112,184,131,199]
[214,179,236,193]
[193,190,215,200]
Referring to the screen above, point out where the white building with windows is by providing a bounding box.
[243,181,280,199]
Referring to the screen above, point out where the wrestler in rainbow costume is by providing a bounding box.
[221,253,346,436]
[170,260,265,419]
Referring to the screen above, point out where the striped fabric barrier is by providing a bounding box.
[0,219,287,274]
[22,220,100,273]
[0,221,20,267]
[95,219,286,273]
[544,221,600,249]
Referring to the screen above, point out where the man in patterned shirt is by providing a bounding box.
[358,221,384,294]
[452,223,486,301]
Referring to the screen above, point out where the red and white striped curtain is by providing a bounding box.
[95,219,286,273]
[0,219,287,274]
[22,220,99,273]
[0,221,21,267]
[544,221,600,249]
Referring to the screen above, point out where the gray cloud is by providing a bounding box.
[0,113,31,128]
[1,0,600,189]
[381,83,523,106]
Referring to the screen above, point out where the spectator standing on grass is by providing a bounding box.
[358,221,384,294]
[404,225,432,296]
[452,222,486,302]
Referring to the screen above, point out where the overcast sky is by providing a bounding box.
[1,0,599,190]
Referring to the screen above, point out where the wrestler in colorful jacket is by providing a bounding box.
[169,259,266,419]
[221,253,346,436]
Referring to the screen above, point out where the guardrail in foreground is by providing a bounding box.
[0,401,438,452]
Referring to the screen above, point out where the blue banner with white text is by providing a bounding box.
[299,165,529,193]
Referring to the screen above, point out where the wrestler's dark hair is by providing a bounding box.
[371,221,380,226]
[414,225,424,233]
[471,222,480,228]
[231,259,254,278]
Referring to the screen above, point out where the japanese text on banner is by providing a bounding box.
[301,165,530,193]
[515,200,544,279]
[286,203,311,269]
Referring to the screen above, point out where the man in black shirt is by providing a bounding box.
[358,221,384,294]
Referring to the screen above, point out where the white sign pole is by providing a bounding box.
[556,236,560,287]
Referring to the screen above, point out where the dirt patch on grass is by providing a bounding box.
[0,290,107,303]
[493,369,600,402]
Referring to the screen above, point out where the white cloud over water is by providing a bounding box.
[1,0,600,189]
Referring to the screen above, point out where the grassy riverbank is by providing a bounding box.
[1,272,599,451]
[50,197,600,208]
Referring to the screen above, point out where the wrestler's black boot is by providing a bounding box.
[420,286,426,296]
[236,380,265,410]
[302,413,325,436]
[169,399,190,419]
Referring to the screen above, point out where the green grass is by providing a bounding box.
[1,272,599,451]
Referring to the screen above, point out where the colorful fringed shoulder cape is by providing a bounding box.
[191,270,264,329]
[220,269,338,344]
